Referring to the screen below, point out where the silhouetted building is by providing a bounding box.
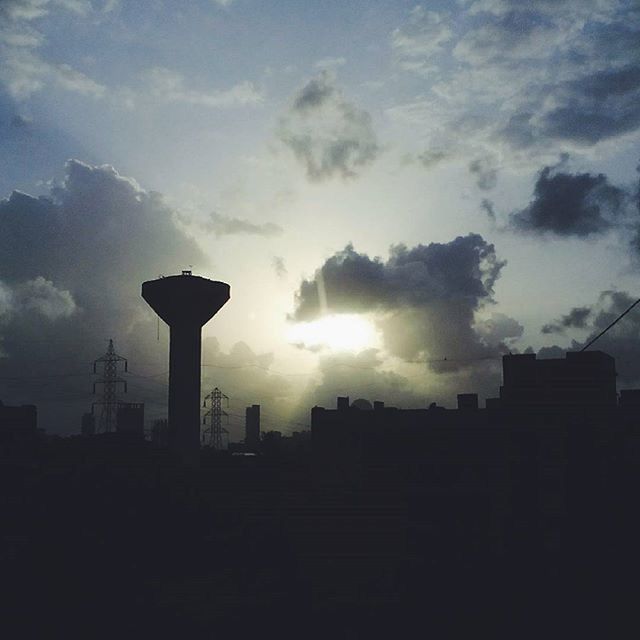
[0,399,38,460]
[457,393,479,410]
[245,404,260,452]
[116,402,144,436]
[81,412,95,436]
[151,418,169,447]
[619,389,640,407]
[500,351,617,409]
[0,399,37,432]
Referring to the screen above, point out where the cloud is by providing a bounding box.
[538,65,640,145]
[416,149,449,168]
[468,156,498,190]
[453,8,563,65]
[10,276,78,320]
[390,1,640,161]
[474,312,523,346]
[539,290,640,386]
[0,1,105,99]
[302,349,426,411]
[292,234,511,371]
[464,0,611,18]
[0,0,90,20]
[481,198,496,221]
[144,67,263,108]
[541,306,592,334]
[391,7,453,75]
[314,57,346,70]
[0,1,51,21]
[508,162,627,236]
[200,337,307,437]
[277,72,379,181]
[0,160,206,430]
[205,212,283,237]
[0,160,306,436]
[272,256,287,279]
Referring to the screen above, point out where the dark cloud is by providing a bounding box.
[509,163,626,236]
[0,159,206,432]
[292,234,511,371]
[277,72,379,181]
[294,235,504,318]
[540,65,640,145]
[537,345,566,360]
[206,212,283,237]
[469,156,497,190]
[394,2,640,156]
[0,160,204,298]
[0,160,305,434]
[4,276,78,320]
[475,312,523,346]
[481,198,496,221]
[292,74,335,111]
[541,306,592,334]
[539,290,640,386]
[272,256,287,279]
[455,8,556,65]
[417,149,449,168]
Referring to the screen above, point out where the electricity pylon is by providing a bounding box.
[202,387,228,449]
[92,339,127,433]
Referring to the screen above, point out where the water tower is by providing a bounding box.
[142,271,230,465]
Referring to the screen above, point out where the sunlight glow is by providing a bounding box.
[287,314,379,352]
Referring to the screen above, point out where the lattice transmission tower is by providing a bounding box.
[202,387,229,449]
[92,339,128,433]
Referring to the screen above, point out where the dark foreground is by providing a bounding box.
[3,431,640,639]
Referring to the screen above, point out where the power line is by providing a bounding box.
[580,296,640,352]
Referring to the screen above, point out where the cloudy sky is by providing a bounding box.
[1,0,639,437]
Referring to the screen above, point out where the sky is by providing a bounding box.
[0,0,639,437]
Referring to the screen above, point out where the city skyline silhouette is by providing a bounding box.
[1,0,639,636]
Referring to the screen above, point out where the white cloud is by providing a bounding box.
[277,71,379,181]
[390,1,640,164]
[0,47,106,99]
[314,57,347,70]
[0,277,77,321]
[391,7,453,75]
[0,0,90,21]
[0,0,106,99]
[144,67,264,108]
[14,277,77,320]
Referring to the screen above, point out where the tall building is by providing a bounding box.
[0,400,38,460]
[0,400,37,431]
[500,351,617,409]
[245,404,260,452]
[116,402,144,436]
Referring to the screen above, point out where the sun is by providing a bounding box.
[287,314,379,352]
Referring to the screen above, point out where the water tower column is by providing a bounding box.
[168,322,203,464]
